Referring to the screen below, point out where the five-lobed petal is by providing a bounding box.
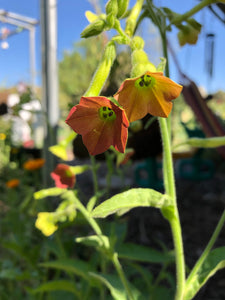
[65,96,129,156]
[114,71,183,122]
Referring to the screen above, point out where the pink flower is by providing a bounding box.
[51,164,76,189]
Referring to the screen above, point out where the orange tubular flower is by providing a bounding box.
[6,179,20,188]
[114,71,183,122]
[51,164,76,189]
[65,96,129,156]
[23,158,45,171]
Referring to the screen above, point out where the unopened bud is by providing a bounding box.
[117,0,129,18]
[131,36,145,50]
[177,24,200,46]
[131,49,156,77]
[105,0,118,16]
[81,18,106,38]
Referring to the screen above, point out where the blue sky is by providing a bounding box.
[0,0,225,94]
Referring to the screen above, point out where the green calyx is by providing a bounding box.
[135,74,156,89]
[65,169,73,178]
[98,106,116,121]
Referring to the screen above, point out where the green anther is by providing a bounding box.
[98,106,116,121]
[135,74,156,89]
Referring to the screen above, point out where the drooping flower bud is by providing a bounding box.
[81,18,106,38]
[117,0,129,19]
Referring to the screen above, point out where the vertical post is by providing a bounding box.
[40,0,59,186]
[29,27,36,94]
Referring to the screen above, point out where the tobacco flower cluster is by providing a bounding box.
[66,71,182,156]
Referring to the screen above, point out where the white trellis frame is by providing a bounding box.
[0,10,39,92]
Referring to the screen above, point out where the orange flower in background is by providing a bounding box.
[51,164,76,189]
[6,179,20,188]
[23,158,45,171]
[114,71,183,122]
[66,96,129,156]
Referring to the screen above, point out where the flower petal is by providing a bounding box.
[114,71,182,122]
[65,96,129,156]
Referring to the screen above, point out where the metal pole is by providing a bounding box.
[40,0,59,186]
[29,27,36,93]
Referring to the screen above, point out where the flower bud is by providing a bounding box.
[117,0,129,18]
[131,49,156,77]
[177,24,200,46]
[106,13,116,29]
[130,120,143,133]
[131,36,145,51]
[81,18,106,38]
[105,0,118,16]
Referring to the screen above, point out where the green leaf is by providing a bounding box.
[29,280,78,296]
[70,165,90,175]
[89,272,142,300]
[150,286,174,300]
[34,188,66,200]
[184,247,225,300]
[40,258,93,280]
[176,136,225,149]
[156,57,167,72]
[76,235,110,250]
[91,188,172,218]
[117,243,174,264]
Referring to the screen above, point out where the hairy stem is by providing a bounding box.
[159,118,185,300]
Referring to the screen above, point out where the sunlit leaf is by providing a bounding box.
[184,247,225,300]
[91,188,172,218]
[175,136,225,149]
[70,165,90,175]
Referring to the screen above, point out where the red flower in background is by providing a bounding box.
[51,164,76,189]
[66,96,129,156]
[114,71,183,122]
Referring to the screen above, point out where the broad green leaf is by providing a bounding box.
[76,235,110,250]
[117,243,174,264]
[89,272,142,300]
[40,258,93,280]
[91,188,172,218]
[29,280,78,296]
[184,247,225,300]
[34,188,65,200]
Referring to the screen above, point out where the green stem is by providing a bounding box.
[170,0,217,26]
[112,253,135,300]
[90,155,99,197]
[69,191,134,299]
[186,209,225,288]
[159,118,185,300]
